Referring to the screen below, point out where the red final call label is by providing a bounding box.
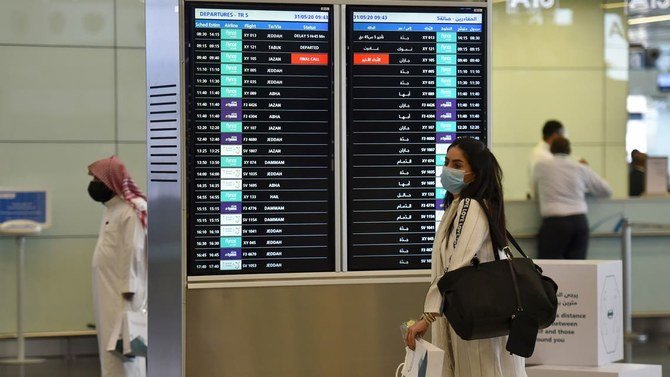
[291,53,329,65]
[353,53,390,65]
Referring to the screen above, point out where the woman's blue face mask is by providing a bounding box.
[440,166,470,194]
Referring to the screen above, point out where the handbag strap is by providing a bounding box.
[474,200,527,261]
[504,231,530,312]
[505,230,529,259]
[505,253,524,312]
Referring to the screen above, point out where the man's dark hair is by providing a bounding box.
[631,149,647,167]
[631,149,641,161]
[542,120,564,141]
[630,149,644,163]
[550,136,571,155]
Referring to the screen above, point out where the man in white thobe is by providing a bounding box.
[88,156,147,377]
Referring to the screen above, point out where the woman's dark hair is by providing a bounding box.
[444,137,507,252]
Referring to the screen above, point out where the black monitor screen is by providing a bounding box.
[184,3,336,276]
[346,5,488,271]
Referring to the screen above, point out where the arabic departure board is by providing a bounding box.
[346,6,488,271]
[185,3,335,275]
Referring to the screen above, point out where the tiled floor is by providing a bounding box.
[0,337,669,376]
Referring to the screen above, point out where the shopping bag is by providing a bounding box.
[400,339,444,377]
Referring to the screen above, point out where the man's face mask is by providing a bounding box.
[88,181,115,203]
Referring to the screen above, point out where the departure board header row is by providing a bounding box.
[184,2,488,276]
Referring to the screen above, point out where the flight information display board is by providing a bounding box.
[346,6,488,271]
[185,3,335,276]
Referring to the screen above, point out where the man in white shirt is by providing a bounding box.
[527,120,565,199]
[533,137,612,259]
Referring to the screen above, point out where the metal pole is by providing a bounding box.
[17,236,25,362]
[620,217,647,364]
[621,218,633,362]
[621,218,632,337]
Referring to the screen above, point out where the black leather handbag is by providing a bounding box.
[437,231,558,357]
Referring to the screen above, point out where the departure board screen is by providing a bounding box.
[346,6,488,271]
[185,3,335,276]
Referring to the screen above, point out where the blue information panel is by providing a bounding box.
[0,190,49,225]
[346,5,488,271]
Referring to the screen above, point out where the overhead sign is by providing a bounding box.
[0,189,50,228]
[507,0,555,10]
[628,0,670,13]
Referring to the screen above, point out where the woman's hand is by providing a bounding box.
[404,319,430,350]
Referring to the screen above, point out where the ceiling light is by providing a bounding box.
[601,2,626,9]
[628,14,670,25]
